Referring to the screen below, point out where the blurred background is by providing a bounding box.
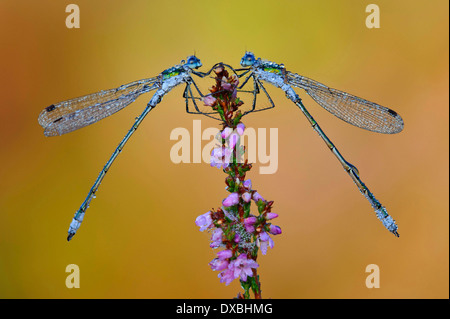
[0,0,448,298]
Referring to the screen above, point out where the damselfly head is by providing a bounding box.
[240,52,256,67]
[185,55,202,69]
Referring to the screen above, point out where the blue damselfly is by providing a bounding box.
[236,52,403,236]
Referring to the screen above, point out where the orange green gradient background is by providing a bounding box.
[0,0,448,298]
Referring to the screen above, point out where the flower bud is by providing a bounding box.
[242,192,251,203]
[221,127,233,139]
[244,216,257,225]
[245,225,255,233]
[209,258,229,271]
[203,95,216,106]
[222,192,239,207]
[252,191,264,202]
[236,123,245,136]
[228,133,239,149]
[266,213,278,220]
[269,224,282,235]
[222,77,232,90]
[243,179,252,189]
[217,249,233,260]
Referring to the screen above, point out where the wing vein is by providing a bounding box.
[38,77,159,136]
[287,72,404,134]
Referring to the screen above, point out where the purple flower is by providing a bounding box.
[209,258,229,271]
[252,191,265,202]
[195,212,212,231]
[236,123,245,136]
[217,249,233,260]
[210,228,223,248]
[259,231,270,241]
[218,268,235,286]
[210,148,223,168]
[257,231,274,255]
[222,192,239,207]
[243,179,252,189]
[210,147,232,169]
[203,95,216,106]
[234,233,240,243]
[242,192,251,203]
[229,254,259,282]
[268,224,282,235]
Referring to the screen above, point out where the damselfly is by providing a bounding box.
[39,55,216,241]
[236,52,403,237]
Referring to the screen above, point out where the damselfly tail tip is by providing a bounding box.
[375,207,399,238]
[67,233,75,241]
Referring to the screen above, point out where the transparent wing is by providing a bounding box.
[287,72,404,134]
[38,77,159,136]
